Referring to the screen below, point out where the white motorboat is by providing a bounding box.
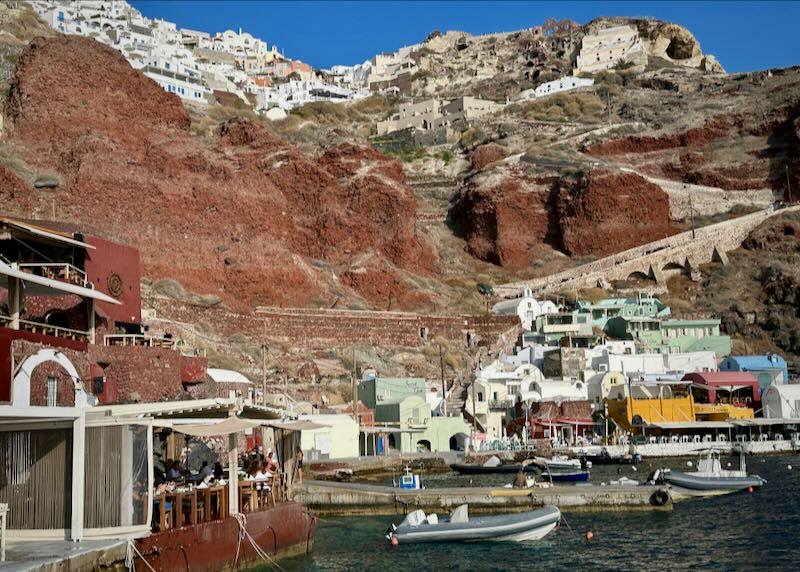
[387,504,560,544]
[647,449,766,500]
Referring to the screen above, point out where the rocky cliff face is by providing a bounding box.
[1,36,435,310]
[451,168,675,268]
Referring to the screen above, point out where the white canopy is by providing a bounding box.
[207,368,251,384]
[0,260,120,305]
[153,416,264,436]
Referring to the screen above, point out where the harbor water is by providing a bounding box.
[270,455,799,571]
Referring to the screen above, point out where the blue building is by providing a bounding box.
[720,354,789,389]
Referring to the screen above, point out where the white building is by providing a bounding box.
[513,76,595,102]
[576,25,645,74]
[762,385,800,419]
[299,414,359,460]
[465,359,546,438]
[520,379,588,403]
[589,350,716,379]
[255,79,369,111]
[491,288,559,331]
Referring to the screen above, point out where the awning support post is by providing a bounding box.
[87,298,95,345]
[8,277,21,330]
[228,433,239,514]
[70,412,86,541]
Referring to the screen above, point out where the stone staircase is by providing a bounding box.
[445,375,468,415]
[406,176,461,225]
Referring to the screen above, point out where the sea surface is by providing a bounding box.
[265,455,800,571]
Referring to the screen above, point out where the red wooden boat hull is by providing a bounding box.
[133,502,316,571]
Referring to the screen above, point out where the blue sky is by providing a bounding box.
[130,1,800,73]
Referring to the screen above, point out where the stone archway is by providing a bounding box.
[449,432,469,451]
[12,348,88,407]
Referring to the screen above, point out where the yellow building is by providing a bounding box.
[606,390,754,432]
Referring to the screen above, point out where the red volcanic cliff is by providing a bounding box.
[451,170,556,270]
[451,169,675,267]
[2,36,434,309]
[557,171,677,256]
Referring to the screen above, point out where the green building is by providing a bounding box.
[618,317,731,356]
[526,312,593,344]
[358,377,426,409]
[577,295,671,338]
[361,377,470,454]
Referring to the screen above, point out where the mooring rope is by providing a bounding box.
[126,539,157,572]
[232,512,287,572]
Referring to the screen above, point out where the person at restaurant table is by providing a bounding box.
[166,460,182,482]
[294,449,304,485]
[266,451,279,474]
[198,461,214,481]
[213,461,224,481]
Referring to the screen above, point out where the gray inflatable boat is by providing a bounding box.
[387,504,560,543]
[648,449,766,500]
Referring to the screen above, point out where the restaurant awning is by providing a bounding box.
[730,418,800,426]
[0,260,120,304]
[265,420,330,431]
[86,398,282,422]
[647,421,734,430]
[153,416,265,436]
[0,217,95,249]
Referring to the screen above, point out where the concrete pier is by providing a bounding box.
[294,480,672,516]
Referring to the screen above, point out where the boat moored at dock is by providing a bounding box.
[647,449,766,500]
[388,504,561,543]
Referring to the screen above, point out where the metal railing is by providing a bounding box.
[17,263,89,288]
[0,314,90,342]
[104,334,176,349]
[488,399,513,409]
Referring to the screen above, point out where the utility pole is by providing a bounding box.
[439,344,446,416]
[471,356,479,432]
[787,164,793,204]
[261,343,267,406]
[351,347,358,424]
[687,185,696,239]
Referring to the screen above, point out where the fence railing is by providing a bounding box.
[0,314,90,342]
[17,262,89,288]
[104,334,176,349]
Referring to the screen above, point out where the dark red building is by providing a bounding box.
[0,217,206,406]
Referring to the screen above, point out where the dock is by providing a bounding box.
[293,480,672,516]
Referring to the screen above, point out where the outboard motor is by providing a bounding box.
[646,469,663,485]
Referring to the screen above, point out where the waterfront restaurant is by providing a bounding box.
[0,398,317,569]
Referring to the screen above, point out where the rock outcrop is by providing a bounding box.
[2,36,435,309]
[557,171,676,256]
[451,169,675,268]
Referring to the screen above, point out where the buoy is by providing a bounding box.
[788,465,793,470]
[746,486,753,493]
[390,535,399,546]
[585,531,594,541]
[631,466,637,471]
[686,461,693,467]
[726,462,731,467]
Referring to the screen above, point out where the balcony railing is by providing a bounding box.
[17,262,90,288]
[489,399,514,409]
[104,334,176,349]
[0,314,90,342]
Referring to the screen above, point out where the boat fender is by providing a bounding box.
[650,489,669,507]
[390,534,399,546]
